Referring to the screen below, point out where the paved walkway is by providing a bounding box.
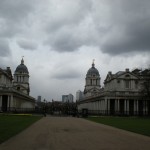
[0,117,150,150]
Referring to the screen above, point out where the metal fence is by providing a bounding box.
[1,107,150,117]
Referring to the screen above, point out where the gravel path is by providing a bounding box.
[0,117,150,150]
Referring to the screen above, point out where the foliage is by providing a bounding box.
[87,116,150,136]
[0,115,42,144]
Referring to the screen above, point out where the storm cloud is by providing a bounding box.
[17,39,37,50]
[0,0,150,100]
[100,0,150,55]
[0,39,11,57]
[41,0,150,55]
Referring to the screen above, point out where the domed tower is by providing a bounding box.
[84,60,101,97]
[13,58,30,95]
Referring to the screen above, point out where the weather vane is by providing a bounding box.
[93,59,95,64]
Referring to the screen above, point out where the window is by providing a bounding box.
[135,81,138,89]
[17,87,20,91]
[125,80,131,89]
[117,80,120,83]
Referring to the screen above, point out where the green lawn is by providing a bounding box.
[87,116,150,136]
[0,114,42,144]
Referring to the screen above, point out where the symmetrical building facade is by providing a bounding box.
[0,58,35,112]
[77,62,150,116]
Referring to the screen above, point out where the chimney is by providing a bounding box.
[108,71,112,75]
[126,68,129,72]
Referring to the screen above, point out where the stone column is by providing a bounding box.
[96,101,98,111]
[101,100,103,114]
[115,99,118,113]
[98,101,100,110]
[10,95,13,108]
[124,100,127,115]
[9,95,11,111]
[126,100,129,115]
[7,96,10,111]
[107,99,110,115]
[0,95,2,111]
[118,100,120,113]
[133,100,136,115]
[144,101,147,115]
[103,100,105,115]
[95,101,97,111]
[146,101,148,115]
[137,100,139,115]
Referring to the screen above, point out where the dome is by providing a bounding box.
[86,62,99,76]
[15,58,29,74]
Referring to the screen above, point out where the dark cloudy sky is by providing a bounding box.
[0,0,150,101]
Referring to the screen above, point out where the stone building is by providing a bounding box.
[0,58,35,112]
[77,62,150,116]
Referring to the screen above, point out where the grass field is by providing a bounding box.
[0,115,42,144]
[87,116,150,136]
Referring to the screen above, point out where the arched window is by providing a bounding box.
[17,87,20,91]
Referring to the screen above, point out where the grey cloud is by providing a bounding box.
[44,0,94,52]
[51,69,80,80]
[48,28,82,52]
[0,0,40,38]
[0,20,22,38]
[45,0,92,33]
[0,39,11,57]
[17,40,37,50]
[0,0,150,56]
[100,0,150,55]
[45,16,98,52]
[45,0,150,55]
[0,0,35,22]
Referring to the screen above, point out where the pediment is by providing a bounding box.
[117,72,139,80]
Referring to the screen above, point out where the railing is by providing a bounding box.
[1,107,150,117]
[78,109,150,117]
[0,107,36,113]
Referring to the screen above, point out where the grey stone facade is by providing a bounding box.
[0,59,35,112]
[77,64,150,116]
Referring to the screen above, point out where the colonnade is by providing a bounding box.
[0,94,14,111]
[14,75,29,83]
[78,98,150,116]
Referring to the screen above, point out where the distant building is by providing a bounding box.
[37,96,42,102]
[0,58,35,112]
[76,90,84,101]
[62,95,68,103]
[68,94,74,103]
[62,94,74,103]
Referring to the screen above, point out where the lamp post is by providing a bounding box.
[43,99,47,117]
